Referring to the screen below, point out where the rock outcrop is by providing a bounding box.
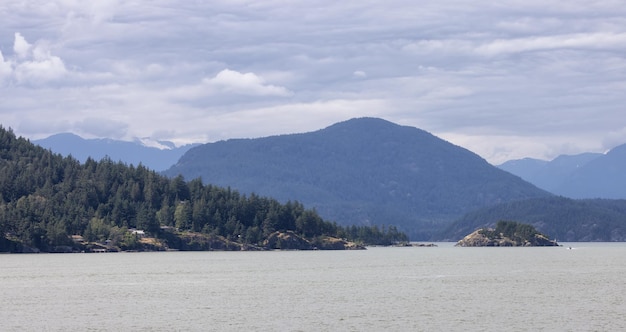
[264,231,315,250]
[312,236,365,250]
[456,221,559,247]
[263,231,365,250]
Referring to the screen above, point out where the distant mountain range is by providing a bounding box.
[498,144,626,199]
[163,117,551,239]
[34,133,198,172]
[29,118,626,241]
[34,126,626,201]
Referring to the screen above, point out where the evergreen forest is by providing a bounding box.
[0,126,407,252]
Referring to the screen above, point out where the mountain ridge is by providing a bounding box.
[498,144,626,199]
[34,133,198,172]
[165,117,551,239]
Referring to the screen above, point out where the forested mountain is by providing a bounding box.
[440,196,626,241]
[164,117,551,239]
[34,133,198,171]
[0,126,405,253]
[498,144,626,199]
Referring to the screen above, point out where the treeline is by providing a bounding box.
[0,126,407,252]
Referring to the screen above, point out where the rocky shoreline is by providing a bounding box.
[455,221,559,247]
[4,230,366,253]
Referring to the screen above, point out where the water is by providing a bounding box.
[2,243,625,331]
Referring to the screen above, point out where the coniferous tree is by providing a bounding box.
[0,125,407,252]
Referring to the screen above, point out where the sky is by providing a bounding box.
[1,1,625,164]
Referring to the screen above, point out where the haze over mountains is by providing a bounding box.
[35,126,626,201]
[498,144,626,199]
[34,133,198,172]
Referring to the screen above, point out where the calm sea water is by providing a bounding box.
[2,243,625,331]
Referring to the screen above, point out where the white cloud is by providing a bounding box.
[13,32,31,58]
[1,33,68,85]
[17,117,72,137]
[603,127,626,151]
[404,32,626,59]
[14,54,67,84]
[74,117,128,139]
[403,39,474,55]
[1,0,626,162]
[475,32,626,57]
[439,132,607,165]
[0,51,12,81]
[202,98,389,141]
[203,69,292,97]
[353,70,367,78]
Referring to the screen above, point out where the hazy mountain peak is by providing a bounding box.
[499,144,625,199]
[322,117,430,137]
[326,117,399,130]
[34,133,198,171]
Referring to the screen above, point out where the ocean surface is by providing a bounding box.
[2,243,625,331]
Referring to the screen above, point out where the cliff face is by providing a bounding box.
[455,229,559,247]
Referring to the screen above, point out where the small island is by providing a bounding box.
[455,220,559,247]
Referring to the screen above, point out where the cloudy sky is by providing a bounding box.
[1,1,625,164]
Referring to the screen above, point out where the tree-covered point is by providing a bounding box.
[455,220,559,247]
[0,126,407,252]
[479,220,544,243]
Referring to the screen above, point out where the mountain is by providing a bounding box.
[163,117,551,239]
[34,133,198,171]
[497,158,549,183]
[440,196,626,241]
[498,144,626,199]
[498,153,601,191]
[553,144,626,199]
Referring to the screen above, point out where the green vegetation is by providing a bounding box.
[441,196,626,241]
[0,126,407,252]
[456,220,558,247]
[163,117,551,239]
[479,221,544,244]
